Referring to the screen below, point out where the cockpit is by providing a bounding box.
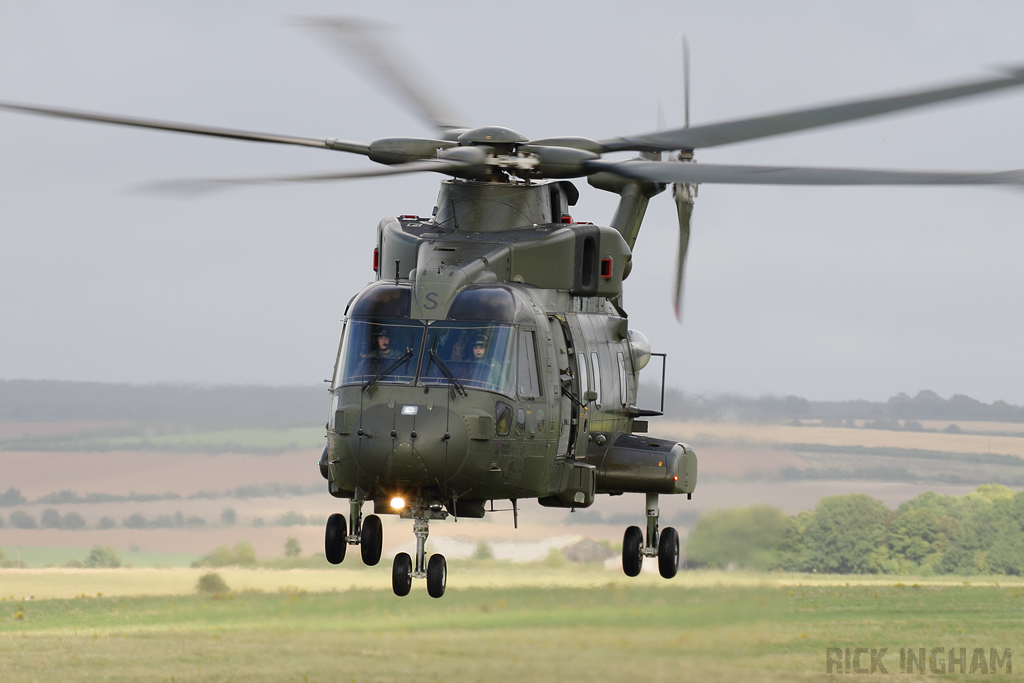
[333,284,540,398]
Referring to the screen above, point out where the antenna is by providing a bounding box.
[682,35,690,129]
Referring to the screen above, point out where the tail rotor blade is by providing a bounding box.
[671,171,695,321]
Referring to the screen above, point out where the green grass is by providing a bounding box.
[1,578,1022,681]
[1,546,199,569]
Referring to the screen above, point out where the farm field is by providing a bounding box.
[652,420,1024,457]
[1,568,1022,682]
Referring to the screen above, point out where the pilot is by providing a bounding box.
[471,334,488,361]
[468,333,499,387]
[368,328,394,359]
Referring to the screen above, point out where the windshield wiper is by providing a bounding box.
[362,347,414,394]
[428,348,467,397]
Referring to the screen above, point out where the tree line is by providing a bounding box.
[686,485,1024,576]
[641,387,1024,424]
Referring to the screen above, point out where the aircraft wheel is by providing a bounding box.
[622,525,643,577]
[658,526,680,579]
[360,514,383,566]
[426,554,447,598]
[392,552,413,597]
[325,513,347,565]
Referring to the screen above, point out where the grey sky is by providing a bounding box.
[1,1,1022,403]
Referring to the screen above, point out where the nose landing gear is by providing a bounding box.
[392,505,448,598]
[621,493,680,579]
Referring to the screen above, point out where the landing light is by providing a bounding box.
[391,497,405,510]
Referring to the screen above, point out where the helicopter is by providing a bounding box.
[3,18,1024,599]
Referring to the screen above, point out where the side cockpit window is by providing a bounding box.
[517,330,541,399]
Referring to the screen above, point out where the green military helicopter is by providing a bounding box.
[4,19,1024,598]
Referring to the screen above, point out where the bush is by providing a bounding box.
[123,512,148,529]
[150,514,174,528]
[277,511,307,527]
[221,508,237,525]
[65,558,85,568]
[686,506,789,570]
[0,514,5,528]
[284,537,301,558]
[0,487,26,506]
[193,541,258,568]
[98,516,116,529]
[85,546,122,568]
[472,541,494,560]
[196,572,230,594]
[803,495,890,574]
[9,510,37,529]
[40,508,63,529]
[61,511,86,530]
[185,516,206,527]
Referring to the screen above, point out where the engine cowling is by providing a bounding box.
[587,433,697,495]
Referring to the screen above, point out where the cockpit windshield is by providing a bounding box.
[420,323,516,395]
[336,320,423,385]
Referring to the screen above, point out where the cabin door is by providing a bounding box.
[547,317,575,458]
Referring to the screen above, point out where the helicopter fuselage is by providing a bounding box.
[321,179,697,520]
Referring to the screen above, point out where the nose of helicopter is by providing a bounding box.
[349,402,470,486]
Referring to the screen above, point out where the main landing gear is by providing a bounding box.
[392,507,447,598]
[622,493,679,580]
[324,497,383,567]
[324,497,448,598]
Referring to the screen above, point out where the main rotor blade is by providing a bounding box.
[300,17,467,134]
[0,101,371,155]
[141,158,474,195]
[599,66,1024,153]
[586,160,1024,187]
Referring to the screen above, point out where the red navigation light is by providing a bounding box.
[373,247,379,272]
[560,214,573,224]
[600,257,613,279]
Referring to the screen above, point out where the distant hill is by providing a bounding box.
[4,380,1021,427]
[0,380,326,427]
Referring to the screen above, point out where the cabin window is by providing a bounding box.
[447,287,516,322]
[590,351,602,410]
[495,401,512,436]
[576,353,589,398]
[348,285,411,318]
[617,352,628,407]
[420,322,516,395]
[515,408,526,437]
[336,319,423,386]
[517,330,541,399]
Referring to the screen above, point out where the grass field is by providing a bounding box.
[1,567,1022,682]
[1,546,199,569]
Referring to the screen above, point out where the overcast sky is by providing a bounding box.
[1,1,1022,403]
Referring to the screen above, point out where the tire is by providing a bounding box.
[426,554,447,599]
[392,552,413,597]
[622,525,643,577]
[360,514,383,566]
[325,513,347,565]
[658,526,680,579]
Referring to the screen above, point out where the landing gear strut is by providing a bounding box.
[621,493,679,579]
[325,495,383,566]
[391,506,447,598]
